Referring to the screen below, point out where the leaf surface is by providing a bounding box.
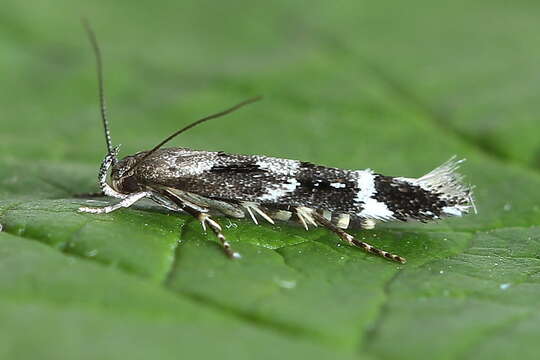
[1,1,540,359]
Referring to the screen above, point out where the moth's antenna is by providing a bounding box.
[128,96,262,172]
[82,19,114,155]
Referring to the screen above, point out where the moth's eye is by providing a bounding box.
[116,175,141,194]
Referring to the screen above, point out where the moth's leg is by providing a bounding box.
[78,191,151,214]
[310,211,406,264]
[295,206,318,230]
[242,202,275,225]
[156,189,240,259]
[201,213,241,259]
[180,206,240,259]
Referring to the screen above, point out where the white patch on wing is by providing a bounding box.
[255,157,300,175]
[354,169,395,221]
[330,182,346,189]
[361,199,395,220]
[354,170,376,204]
[258,178,300,202]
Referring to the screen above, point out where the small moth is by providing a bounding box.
[78,23,475,264]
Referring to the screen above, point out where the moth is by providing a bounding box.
[78,23,476,264]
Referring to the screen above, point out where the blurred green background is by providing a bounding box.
[1,1,540,359]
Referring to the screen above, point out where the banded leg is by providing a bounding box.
[78,191,150,214]
[198,212,241,259]
[158,189,240,259]
[311,211,406,264]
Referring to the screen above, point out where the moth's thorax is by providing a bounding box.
[110,154,145,194]
[109,148,191,193]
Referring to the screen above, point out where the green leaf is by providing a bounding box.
[1,1,540,359]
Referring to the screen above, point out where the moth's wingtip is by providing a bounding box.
[468,190,478,215]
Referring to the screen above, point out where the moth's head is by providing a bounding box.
[110,154,144,194]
